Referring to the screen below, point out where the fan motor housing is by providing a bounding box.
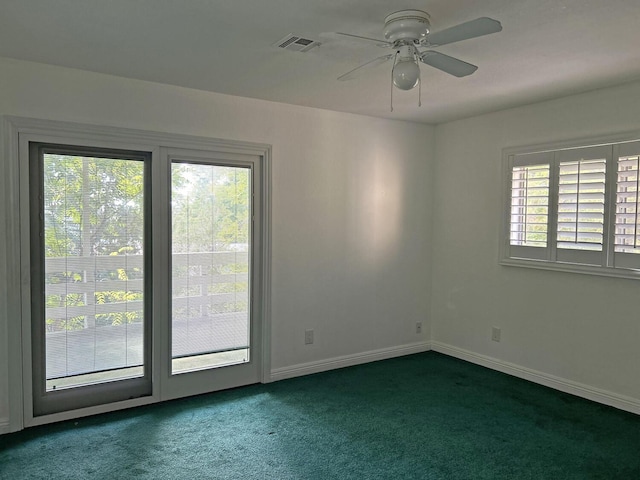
[383,10,430,43]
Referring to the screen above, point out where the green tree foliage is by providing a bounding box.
[44,156,250,331]
[171,164,250,316]
[171,163,250,252]
[44,154,144,331]
[44,155,144,258]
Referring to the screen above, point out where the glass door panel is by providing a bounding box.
[31,144,151,416]
[171,162,252,374]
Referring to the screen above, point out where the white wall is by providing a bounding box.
[431,81,640,409]
[7,54,638,433]
[0,57,434,430]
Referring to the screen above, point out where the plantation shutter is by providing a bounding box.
[555,146,609,265]
[508,152,553,261]
[613,141,640,269]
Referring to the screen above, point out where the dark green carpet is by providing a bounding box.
[1,352,639,479]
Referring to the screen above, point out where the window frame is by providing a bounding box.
[501,132,640,280]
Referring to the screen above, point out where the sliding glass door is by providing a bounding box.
[162,149,262,400]
[24,132,265,420]
[30,144,152,416]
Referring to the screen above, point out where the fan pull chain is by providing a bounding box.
[416,50,422,107]
[390,72,394,112]
[390,51,398,112]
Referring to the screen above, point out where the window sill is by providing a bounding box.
[500,257,640,281]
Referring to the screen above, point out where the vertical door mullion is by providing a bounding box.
[152,147,171,398]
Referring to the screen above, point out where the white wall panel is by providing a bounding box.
[0,57,434,430]
[432,81,640,403]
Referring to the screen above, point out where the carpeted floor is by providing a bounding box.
[1,352,638,479]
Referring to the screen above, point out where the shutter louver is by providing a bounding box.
[557,159,606,251]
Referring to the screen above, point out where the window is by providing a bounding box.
[502,138,640,278]
[170,162,252,374]
[509,159,550,257]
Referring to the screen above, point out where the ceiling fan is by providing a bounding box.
[326,10,502,108]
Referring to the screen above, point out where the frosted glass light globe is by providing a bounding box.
[392,59,420,90]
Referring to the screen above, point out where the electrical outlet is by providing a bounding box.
[491,327,501,342]
[305,329,314,345]
[416,321,422,334]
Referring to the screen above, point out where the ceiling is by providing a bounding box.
[1,0,640,124]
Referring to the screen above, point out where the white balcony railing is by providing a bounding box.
[45,252,250,380]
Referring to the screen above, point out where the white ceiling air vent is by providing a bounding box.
[274,34,320,52]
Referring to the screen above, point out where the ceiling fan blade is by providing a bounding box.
[419,51,478,77]
[321,31,391,48]
[338,54,394,81]
[426,17,502,47]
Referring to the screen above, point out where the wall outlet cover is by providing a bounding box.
[305,329,314,345]
[492,327,501,342]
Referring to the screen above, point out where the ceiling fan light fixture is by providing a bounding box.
[392,58,420,90]
[331,10,502,104]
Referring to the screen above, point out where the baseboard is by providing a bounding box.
[0,420,11,435]
[269,341,432,382]
[432,341,640,415]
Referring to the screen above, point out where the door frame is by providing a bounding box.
[2,116,271,430]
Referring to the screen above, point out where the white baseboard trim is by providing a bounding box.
[269,342,431,382]
[432,341,640,415]
[0,420,11,435]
